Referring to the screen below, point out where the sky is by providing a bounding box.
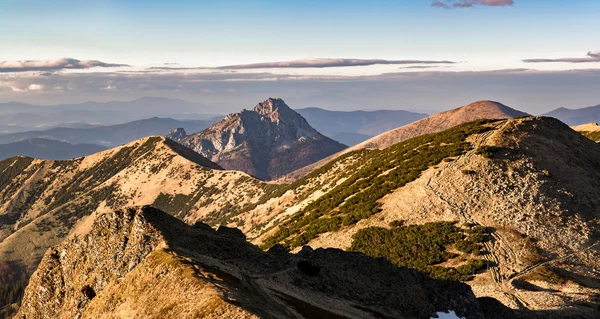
[0,0,599,114]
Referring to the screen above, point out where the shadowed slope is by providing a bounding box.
[16,206,484,319]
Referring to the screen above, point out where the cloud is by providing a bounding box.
[148,58,456,71]
[0,58,130,73]
[216,58,456,69]
[432,0,513,9]
[8,83,45,92]
[523,51,600,63]
[27,84,44,91]
[398,65,452,69]
[2,68,600,115]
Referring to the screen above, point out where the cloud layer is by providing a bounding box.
[218,58,456,69]
[150,58,456,71]
[2,68,600,115]
[523,51,600,63]
[432,0,514,9]
[0,58,130,73]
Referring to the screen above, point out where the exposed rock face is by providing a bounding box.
[286,100,528,181]
[165,127,187,142]
[16,206,485,319]
[180,98,347,180]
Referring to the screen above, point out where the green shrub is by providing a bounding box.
[475,146,502,158]
[349,221,488,282]
[263,120,496,249]
[580,131,600,142]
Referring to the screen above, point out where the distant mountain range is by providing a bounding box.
[0,117,218,147]
[0,97,220,133]
[178,98,347,180]
[543,104,600,125]
[0,138,106,161]
[295,108,427,145]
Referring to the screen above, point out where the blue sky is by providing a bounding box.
[0,0,599,112]
[1,0,598,68]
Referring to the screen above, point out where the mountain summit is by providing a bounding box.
[180,98,346,180]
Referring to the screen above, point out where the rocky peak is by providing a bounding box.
[165,127,187,142]
[179,98,347,180]
[252,97,293,117]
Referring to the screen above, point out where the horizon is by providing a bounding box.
[1,0,599,113]
[1,95,598,116]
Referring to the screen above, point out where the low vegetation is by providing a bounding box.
[475,145,502,158]
[350,221,488,281]
[262,120,496,249]
[580,131,600,142]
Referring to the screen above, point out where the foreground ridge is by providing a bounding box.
[16,206,483,319]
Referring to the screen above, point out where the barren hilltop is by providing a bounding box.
[285,100,528,181]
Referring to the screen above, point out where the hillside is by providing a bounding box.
[544,104,600,126]
[16,206,485,319]
[227,117,600,317]
[295,107,427,145]
[572,122,600,142]
[180,98,347,180]
[0,138,106,161]
[286,100,528,181]
[0,137,268,311]
[0,117,217,147]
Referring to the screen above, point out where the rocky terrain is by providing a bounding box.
[0,136,268,313]
[285,100,528,181]
[16,206,484,319]
[228,116,600,317]
[572,122,600,142]
[179,98,347,180]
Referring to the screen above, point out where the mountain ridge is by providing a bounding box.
[0,117,218,147]
[15,205,485,319]
[284,100,528,181]
[0,135,269,312]
[0,138,106,161]
[225,116,600,316]
[544,104,600,126]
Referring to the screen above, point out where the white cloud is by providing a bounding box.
[27,84,44,91]
[149,58,456,71]
[523,51,600,63]
[0,58,129,73]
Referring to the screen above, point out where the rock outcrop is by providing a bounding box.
[16,206,485,319]
[180,98,347,180]
[166,127,187,142]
